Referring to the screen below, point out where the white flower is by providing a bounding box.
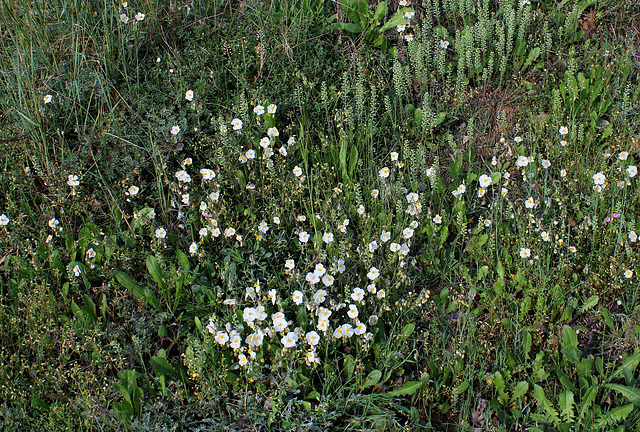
[541,231,550,242]
[478,174,492,188]
[402,227,414,239]
[135,12,145,21]
[347,304,359,319]
[322,274,335,287]
[351,288,365,302]
[406,192,419,203]
[627,166,637,178]
[371,189,379,198]
[127,185,139,196]
[322,232,334,244]
[285,259,295,269]
[525,197,535,209]
[440,40,449,49]
[259,137,270,148]
[484,219,492,227]
[0,214,10,226]
[287,136,296,146]
[396,24,406,32]
[369,241,378,252]
[306,331,320,346]
[357,204,365,215]
[199,227,209,237]
[390,242,400,252]
[299,231,310,243]
[225,227,236,237]
[367,266,380,280]
[293,166,303,177]
[380,230,391,242]
[337,259,346,273]
[559,126,569,135]
[268,289,277,304]
[67,174,80,187]
[258,221,269,234]
[379,167,390,178]
[267,127,279,137]
[517,156,529,167]
[592,172,606,185]
[292,290,304,305]
[625,269,633,279]
[514,136,523,143]
[390,152,399,161]
[72,265,81,277]
[313,289,327,304]
[189,242,198,254]
[377,290,386,299]
[519,247,531,258]
[231,118,243,130]
[153,227,167,239]
[253,105,265,115]
[629,231,637,242]
[200,168,216,180]
[618,151,629,161]
[43,94,53,104]
[171,125,181,135]
[399,244,410,256]
[279,146,287,156]
[238,354,248,366]
[314,263,326,276]
[175,170,191,183]
[452,183,466,197]
[541,159,551,169]
[267,104,277,114]
[185,90,194,101]
[181,193,190,205]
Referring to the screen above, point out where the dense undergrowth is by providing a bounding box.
[1,0,639,430]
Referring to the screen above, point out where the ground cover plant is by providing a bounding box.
[1,0,640,430]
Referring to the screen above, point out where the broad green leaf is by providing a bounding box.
[146,256,166,292]
[31,397,49,412]
[344,354,355,378]
[603,384,640,405]
[176,249,190,272]
[558,389,575,423]
[512,381,529,402]
[372,1,387,23]
[579,295,599,314]
[578,385,598,421]
[386,380,422,397]
[379,10,409,33]
[494,372,505,393]
[594,404,634,428]
[523,331,532,359]
[534,384,560,426]
[362,370,382,388]
[114,270,145,301]
[151,356,179,378]
[401,323,415,337]
[455,381,469,394]
[434,111,446,127]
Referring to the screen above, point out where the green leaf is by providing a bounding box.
[603,384,640,405]
[146,255,166,292]
[344,354,355,378]
[455,381,469,394]
[594,403,634,428]
[114,270,146,302]
[578,385,598,421]
[434,111,446,127]
[151,356,179,378]
[610,349,640,381]
[176,249,190,272]
[579,295,599,314]
[379,10,409,33]
[372,1,387,23]
[558,389,575,423]
[534,384,560,426]
[512,381,529,402]
[386,380,422,397]
[330,22,364,33]
[494,372,505,394]
[401,323,415,337]
[362,370,382,388]
[523,331,532,359]
[600,307,615,330]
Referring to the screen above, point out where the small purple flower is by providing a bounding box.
[605,217,611,222]
[613,213,621,218]
[203,213,211,218]
[467,229,472,233]
[531,183,535,188]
